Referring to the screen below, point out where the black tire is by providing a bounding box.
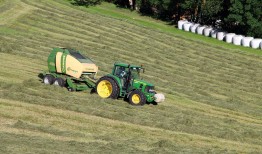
[53,78,65,87]
[128,90,146,106]
[96,76,119,99]
[43,74,55,85]
[68,87,75,92]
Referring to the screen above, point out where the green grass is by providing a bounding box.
[0,0,262,153]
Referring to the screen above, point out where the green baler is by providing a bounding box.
[43,47,98,91]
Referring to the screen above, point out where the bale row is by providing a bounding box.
[178,20,262,50]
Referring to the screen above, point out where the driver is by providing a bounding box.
[118,66,126,78]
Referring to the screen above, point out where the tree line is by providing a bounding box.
[72,0,262,38]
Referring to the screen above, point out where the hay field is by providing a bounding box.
[0,0,261,153]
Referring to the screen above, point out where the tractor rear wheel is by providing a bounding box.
[53,78,65,87]
[129,90,146,106]
[43,75,54,85]
[96,76,119,99]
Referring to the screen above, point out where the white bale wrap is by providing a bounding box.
[217,31,227,41]
[190,23,200,33]
[197,26,206,35]
[260,42,262,50]
[183,22,193,31]
[211,29,218,38]
[178,20,188,30]
[203,27,213,37]
[251,39,262,49]
[241,37,254,47]
[232,35,244,45]
[225,33,236,43]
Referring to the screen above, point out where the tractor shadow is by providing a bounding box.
[38,73,44,80]
[37,73,45,84]
[123,97,158,106]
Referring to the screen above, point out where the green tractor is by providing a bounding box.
[96,62,165,106]
[43,48,165,106]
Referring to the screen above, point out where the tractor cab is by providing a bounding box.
[112,62,144,90]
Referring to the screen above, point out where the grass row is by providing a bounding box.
[0,0,261,153]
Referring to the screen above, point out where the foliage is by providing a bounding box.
[71,0,103,6]
[223,0,262,37]
[112,0,262,37]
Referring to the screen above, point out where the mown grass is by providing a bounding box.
[0,0,262,153]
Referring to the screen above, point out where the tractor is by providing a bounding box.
[42,48,165,106]
[96,62,165,106]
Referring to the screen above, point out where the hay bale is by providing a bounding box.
[178,20,188,30]
[183,22,193,31]
[203,27,213,37]
[225,33,236,43]
[211,29,218,38]
[232,35,244,45]
[250,39,262,49]
[196,26,206,35]
[190,23,200,33]
[260,42,262,50]
[241,37,254,47]
[217,31,227,41]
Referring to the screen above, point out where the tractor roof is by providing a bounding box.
[114,62,142,68]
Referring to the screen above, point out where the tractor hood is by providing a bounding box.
[133,79,153,87]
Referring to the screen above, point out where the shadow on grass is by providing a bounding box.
[38,73,44,80]
[123,96,158,106]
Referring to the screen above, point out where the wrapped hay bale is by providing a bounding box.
[190,23,200,33]
[232,35,244,45]
[203,27,213,37]
[196,26,207,35]
[217,31,227,41]
[178,20,188,30]
[211,29,218,38]
[251,39,262,49]
[225,33,236,43]
[241,37,254,47]
[183,22,193,31]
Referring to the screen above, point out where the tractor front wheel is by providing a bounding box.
[43,75,54,85]
[129,90,146,106]
[96,76,119,99]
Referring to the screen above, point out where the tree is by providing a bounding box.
[223,0,262,37]
[180,0,223,25]
[71,0,103,6]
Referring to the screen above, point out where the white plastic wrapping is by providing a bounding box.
[225,33,236,43]
[241,37,254,47]
[203,27,213,37]
[178,20,188,30]
[250,39,262,49]
[232,35,244,45]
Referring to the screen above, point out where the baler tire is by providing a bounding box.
[129,90,146,106]
[96,76,119,99]
[43,75,55,85]
[68,87,75,92]
[54,78,65,87]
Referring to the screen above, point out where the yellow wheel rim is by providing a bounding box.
[97,80,113,98]
[132,94,141,104]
